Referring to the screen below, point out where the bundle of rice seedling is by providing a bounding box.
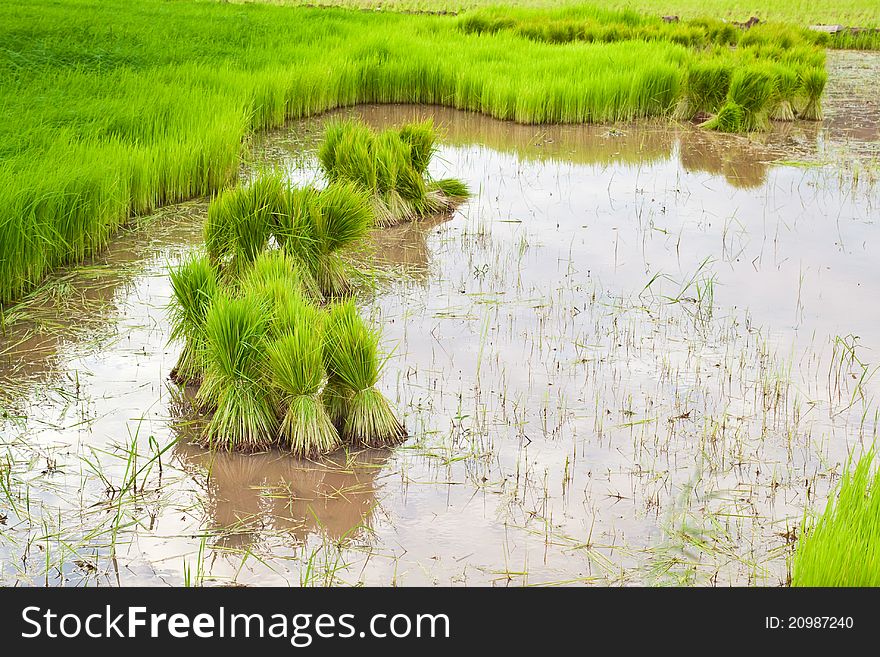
[199,293,277,451]
[204,175,288,276]
[267,313,340,457]
[398,119,437,175]
[317,120,469,227]
[237,248,321,306]
[797,67,826,121]
[308,181,373,297]
[703,66,774,132]
[791,450,880,586]
[272,186,321,273]
[324,301,406,447]
[321,375,353,429]
[425,177,471,213]
[374,131,421,224]
[168,254,220,384]
[273,286,324,337]
[673,62,732,120]
[319,120,378,191]
[769,66,800,121]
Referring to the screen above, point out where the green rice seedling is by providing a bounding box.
[321,375,354,430]
[237,248,321,307]
[308,182,374,297]
[324,301,405,447]
[204,175,287,276]
[425,177,471,213]
[374,130,420,224]
[267,312,340,457]
[791,450,880,586]
[797,67,827,121]
[317,120,469,226]
[398,119,437,176]
[274,287,324,339]
[770,66,800,121]
[168,254,220,384]
[319,120,378,192]
[272,186,322,274]
[199,293,277,452]
[673,62,732,120]
[703,66,775,132]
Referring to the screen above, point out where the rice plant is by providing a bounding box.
[703,66,776,132]
[791,450,880,586]
[204,175,288,276]
[168,254,220,384]
[324,301,406,447]
[798,67,827,121]
[272,186,322,275]
[199,293,278,452]
[321,375,354,429]
[318,120,469,227]
[770,66,800,121]
[673,62,732,120]
[307,182,374,297]
[237,248,321,306]
[267,305,341,457]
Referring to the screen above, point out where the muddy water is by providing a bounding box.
[0,52,878,586]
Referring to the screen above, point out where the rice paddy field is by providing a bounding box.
[1,0,879,587]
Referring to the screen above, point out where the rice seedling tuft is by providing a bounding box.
[204,175,288,276]
[308,181,374,297]
[324,301,406,447]
[673,62,732,121]
[770,66,800,121]
[237,248,321,307]
[321,375,354,430]
[267,307,340,457]
[199,293,278,452]
[317,120,469,227]
[797,67,827,121]
[791,450,880,586]
[703,66,775,133]
[168,254,220,385]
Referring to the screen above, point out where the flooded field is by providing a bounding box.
[0,51,877,586]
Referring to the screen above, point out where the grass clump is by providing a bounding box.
[199,293,278,452]
[791,450,880,586]
[267,305,341,457]
[703,66,775,132]
[798,67,827,121]
[307,181,374,297]
[168,254,220,384]
[319,119,469,226]
[324,301,406,448]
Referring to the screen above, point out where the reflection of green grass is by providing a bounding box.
[2,0,828,305]
[792,450,880,586]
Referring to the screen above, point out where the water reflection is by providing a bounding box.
[0,201,205,401]
[174,441,391,548]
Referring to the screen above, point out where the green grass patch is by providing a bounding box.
[791,450,880,586]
